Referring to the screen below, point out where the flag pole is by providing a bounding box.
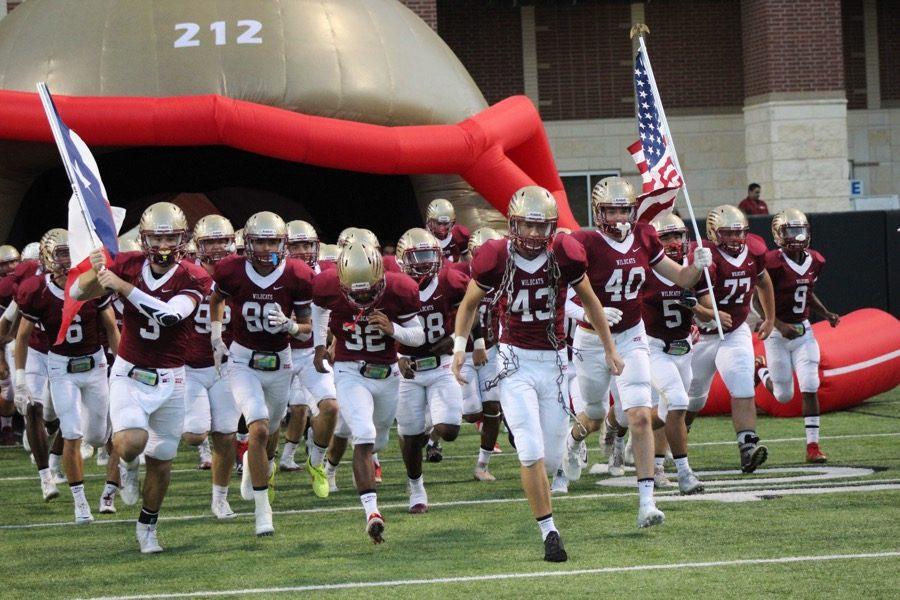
[35,82,103,250]
[630,25,725,340]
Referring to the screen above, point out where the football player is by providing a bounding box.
[16,229,122,522]
[687,205,776,473]
[452,186,623,562]
[458,227,505,482]
[756,209,839,463]
[0,244,21,444]
[394,228,468,513]
[318,244,339,269]
[562,178,711,527]
[73,202,211,553]
[209,212,314,536]
[278,220,338,499]
[312,242,422,544]
[425,199,470,263]
[640,214,704,494]
[182,215,242,519]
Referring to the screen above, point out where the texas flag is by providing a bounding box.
[36,83,125,344]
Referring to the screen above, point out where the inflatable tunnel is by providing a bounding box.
[699,309,900,417]
[0,0,575,246]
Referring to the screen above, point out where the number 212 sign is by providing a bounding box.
[174,20,263,48]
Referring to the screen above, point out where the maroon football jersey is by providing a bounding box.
[398,265,469,357]
[17,273,111,357]
[695,234,768,333]
[110,252,210,368]
[471,236,586,351]
[438,224,470,263]
[3,260,50,352]
[289,263,325,351]
[642,264,694,343]
[765,248,825,324]
[313,269,420,364]
[212,255,314,352]
[570,224,665,334]
[382,255,401,273]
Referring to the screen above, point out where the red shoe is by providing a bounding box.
[0,426,15,446]
[373,460,383,484]
[806,442,827,463]
[492,442,502,454]
[366,513,385,544]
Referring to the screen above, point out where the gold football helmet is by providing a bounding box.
[194,215,235,264]
[337,242,386,309]
[772,208,810,251]
[467,227,504,258]
[21,242,41,261]
[39,228,71,278]
[337,227,359,248]
[396,228,441,280]
[184,239,198,259]
[318,243,339,263]
[244,212,287,267]
[706,205,749,256]
[425,198,456,240]
[507,186,558,256]
[592,176,637,239]
[234,228,245,255]
[0,244,20,276]
[651,213,688,262]
[286,220,320,267]
[139,202,189,266]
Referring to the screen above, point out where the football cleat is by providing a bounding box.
[740,443,768,474]
[492,442,503,454]
[99,489,117,514]
[307,457,330,499]
[550,470,569,495]
[373,460,383,484]
[120,461,141,506]
[653,465,673,489]
[408,487,428,514]
[197,442,212,470]
[53,469,68,485]
[543,531,568,563]
[240,452,253,501]
[366,513,385,544]
[212,497,236,520]
[806,442,827,464]
[41,476,59,501]
[602,421,617,457]
[637,504,665,528]
[563,438,584,482]
[326,464,339,493]
[74,496,94,525]
[279,458,303,472]
[474,464,496,482]
[255,504,274,537]
[678,470,705,496]
[425,442,443,463]
[623,434,634,466]
[608,439,626,477]
[136,522,164,554]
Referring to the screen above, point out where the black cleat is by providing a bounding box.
[740,443,768,473]
[425,442,443,463]
[543,531,568,562]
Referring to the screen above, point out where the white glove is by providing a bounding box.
[210,321,229,374]
[693,247,713,269]
[603,307,624,326]
[13,369,31,415]
[267,306,299,336]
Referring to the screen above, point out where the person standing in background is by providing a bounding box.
[739,184,769,216]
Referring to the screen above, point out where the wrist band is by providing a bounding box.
[452,335,468,354]
[473,338,486,351]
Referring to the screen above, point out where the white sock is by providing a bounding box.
[253,488,270,512]
[70,483,87,503]
[199,438,210,452]
[614,436,625,450]
[49,453,61,472]
[758,367,771,388]
[674,456,691,476]
[537,514,557,541]
[360,492,379,518]
[408,475,424,493]
[638,478,655,507]
[236,432,249,443]
[372,453,380,465]
[212,484,229,501]
[477,447,493,467]
[325,460,338,475]
[267,458,276,477]
[309,443,327,468]
[654,456,665,469]
[805,416,820,443]
[280,441,298,463]
[567,431,580,449]
[123,456,140,471]
[102,482,119,498]
[39,467,51,483]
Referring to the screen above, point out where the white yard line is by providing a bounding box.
[3,477,898,531]
[80,551,900,599]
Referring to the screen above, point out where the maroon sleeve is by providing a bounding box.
[637,223,665,266]
[179,261,212,303]
[554,234,587,285]
[107,251,143,280]
[211,254,242,297]
[312,269,340,308]
[452,225,471,255]
[747,233,769,262]
[811,249,826,272]
[14,275,42,323]
[0,275,15,310]
[383,255,401,273]
[445,267,470,306]
[470,239,505,291]
[390,273,422,320]
[290,260,314,307]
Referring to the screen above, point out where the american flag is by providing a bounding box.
[627,48,683,223]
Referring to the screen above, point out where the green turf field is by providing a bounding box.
[1,389,898,599]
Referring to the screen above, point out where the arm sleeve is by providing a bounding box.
[2,300,17,323]
[312,303,331,347]
[125,288,197,327]
[391,316,425,347]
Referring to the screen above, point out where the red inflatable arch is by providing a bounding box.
[700,309,900,417]
[0,90,577,229]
